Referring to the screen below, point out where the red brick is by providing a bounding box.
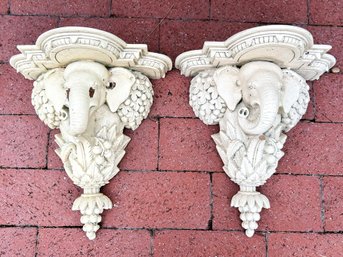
[268,233,343,257]
[60,17,159,52]
[259,175,322,231]
[0,169,81,226]
[310,0,343,25]
[278,122,343,175]
[213,174,322,232]
[102,172,211,229]
[11,0,111,17]
[323,177,343,231]
[0,227,37,257]
[0,64,35,115]
[38,228,150,257]
[48,119,158,171]
[119,119,159,171]
[212,173,242,230]
[150,70,194,118]
[159,118,223,172]
[111,0,209,19]
[0,0,8,14]
[0,16,58,62]
[0,116,49,168]
[155,230,266,257]
[307,26,343,73]
[211,0,307,23]
[160,21,257,60]
[314,74,343,122]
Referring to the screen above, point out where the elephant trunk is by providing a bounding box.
[238,84,279,135]
[69,83,90,136]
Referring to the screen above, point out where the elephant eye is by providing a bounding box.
[107,82,116,90]
[66,89,70,100]
[89,87,95,98]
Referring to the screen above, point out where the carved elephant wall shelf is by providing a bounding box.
[176,25,335,237]
[10,27,172,240]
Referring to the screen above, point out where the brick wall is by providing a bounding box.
[1,0,342,256]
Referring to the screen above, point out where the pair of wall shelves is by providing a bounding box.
[9,25,335,239]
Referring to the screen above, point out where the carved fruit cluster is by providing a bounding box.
[190,70,227,125]
[263,136,285,169]
[31,77,62,129]
[117,72,153,130]
[231,192,270,237]
[92,139,113,166]
[72,193,112,240]
[281,70,310,131]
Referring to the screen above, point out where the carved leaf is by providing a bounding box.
[79,198,89,212]
[97,127,108,140]
[235,170,247,182]
[241,156,254,178]
[246,138,265,167]
[254,160,267,177]
[226,160,239,179]
[114,151,126,166]
[102,165,119,182]
[222,111,247,142]
[108,125,118,142]
[69,156,85,179]
[227,140,245,160]
[95,196,104,210]
[216,145,228,165]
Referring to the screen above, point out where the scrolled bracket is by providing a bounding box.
[176,25,335,237]
[10,27,172,240]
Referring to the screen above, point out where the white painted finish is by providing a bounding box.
[176,25,335,237]
[10,27,172,240]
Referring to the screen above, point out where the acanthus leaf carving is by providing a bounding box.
[176,25,335,237]
[10,27,172,240]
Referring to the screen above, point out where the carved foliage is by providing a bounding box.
[190,61,310,236]
[10,27,172,240]
[30,61,154,239]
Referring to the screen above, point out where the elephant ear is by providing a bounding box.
[44,68,67,112]
[281,70,301,114]
[213,66,241,111]
[107,67,136,112]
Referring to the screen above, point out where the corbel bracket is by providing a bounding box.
[10,27,172,240]
[176,25,335,237]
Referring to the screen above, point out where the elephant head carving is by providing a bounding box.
[31,60,153,135]
[214,61,283,135]
[10,26,173,240]
[189,61,309,134]
[176,24,334,239]
[63,61,110,136]
[188,60,310,238]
